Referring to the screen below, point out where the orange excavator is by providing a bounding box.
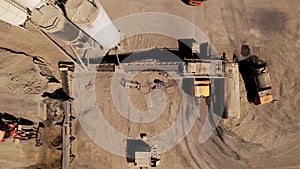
[0,113,43,146]
[189,0,207,6]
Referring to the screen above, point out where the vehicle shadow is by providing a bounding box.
[42,88,71,101]
[181,78,194,96]
[126,139,151,163]
[180,0,190,5]
[237,55,260,103]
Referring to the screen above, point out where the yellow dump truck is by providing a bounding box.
[253,63,273,105]
[194,78,210,97]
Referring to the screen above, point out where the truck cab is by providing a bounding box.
[253,63,273,105]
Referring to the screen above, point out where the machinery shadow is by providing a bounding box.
[205,78,226,127]
[42,88,71,101]
[181,78,194,96]
[180,0,191,5]
[178,39,211,60]
[237,56,260,103]
[126,139,151,163]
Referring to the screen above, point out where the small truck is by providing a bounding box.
[253,62,273,105]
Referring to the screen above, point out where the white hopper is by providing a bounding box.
[0,0,28,27]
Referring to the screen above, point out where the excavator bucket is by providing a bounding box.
[189,0,206,6]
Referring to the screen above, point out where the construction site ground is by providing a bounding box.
[0,0,300,168]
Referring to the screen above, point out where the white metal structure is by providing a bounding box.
[65,0,120,49]
[0,0,28,27]
[80,5,120,49]
[14,0,46,11]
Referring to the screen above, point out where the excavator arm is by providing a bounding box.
[189,0,207,6]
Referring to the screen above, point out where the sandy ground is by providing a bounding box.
[94,72,181,138]
[0,51,62,168]
[0,0,299,168]
[0,20,65,169]
[70,0,300,169]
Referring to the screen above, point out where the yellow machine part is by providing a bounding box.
[260,95,273,105]
[194,79,210,85]
[194,85,210,97]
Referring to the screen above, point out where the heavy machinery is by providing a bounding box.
[120,78,141,90]
[0,112,43,146]
[193,78,210,97]
[253,62,273,105]
[126,133,160,168]
[0,0,120,72]
[183,58,225,98]
[189,0,207,6]
[238,54,274,105]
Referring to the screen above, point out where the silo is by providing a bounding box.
[0,0,28,27]
[65,0,120,49]
[31,5,92,48]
